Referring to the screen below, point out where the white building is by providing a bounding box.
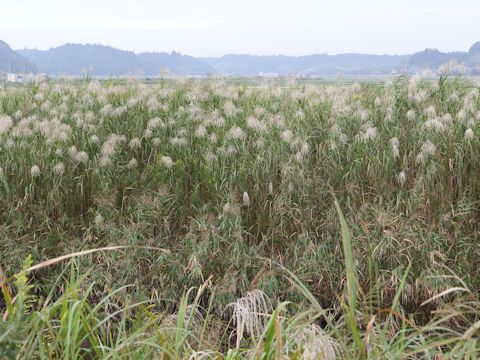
[4,73,46,83]
[259,72,279,78]
[6,73,23,83]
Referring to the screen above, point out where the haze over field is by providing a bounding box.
[2,0,479,56]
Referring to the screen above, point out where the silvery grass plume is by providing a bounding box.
[195,125,208,139]
[397,171,407,187]
[94,213,104,227]
[281,129,294,143]
[74,151,89,164]
[390,137,400,159]
[90,134,99,144]
[465,128,474,141]
[225,289,273,348]
[424,105,436,118]
[30,165,41,178]
[416,140,436,165]
[0,115,13,134]
[242,192,250,207]
[406,109,416,122]
[246,116,268,134]
[53,162,65,177]
[127,158,138,169]
[223,100,237,117]
[129,137,141,150]
[147,117,164,130]
[101,133,127,158]
[226,126,246,141]
[161,156,174,169]
[289,324,337,360]
[423,118,445,132]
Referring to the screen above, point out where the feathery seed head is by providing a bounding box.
[68,145,78,159]
[442,113,453,126]
[425,105,436,118]
[223,101,237,117]
[223,202,232,215]
[406,109,416,122]
[363,127,378,141]
[226,126,246,141]
[209,133,218,144]
[143,129,153,139]
[147,117,164,129]
[416,140,436,164]
[206,151,217,163]
[53,162,65,177]
[169,137,188,147]
[195,125,207,139]
[94,214,104,226]
[161,156,174,169]
[397,171,407,186]
[390,137,400,159]
[0,115,13,134]
[75,151,89,164]
[465,128,474,141]
[129,137,141,150]
[457,109,467,123]
[90,135,99,144]
[423,118,445,132]
[127,157,138,169]
[330,124,342,136]
[99,156,111,167]
[390,137,399,148]
[30,165,41,177]
[281,129,294,143]
[242,191,250,207]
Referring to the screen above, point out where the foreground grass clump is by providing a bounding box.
[1,74,480,358]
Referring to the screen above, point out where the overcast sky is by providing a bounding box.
[1,0,479,56]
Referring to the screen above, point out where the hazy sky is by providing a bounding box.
[1,0,479,56]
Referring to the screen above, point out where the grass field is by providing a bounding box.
[1,74,480,358]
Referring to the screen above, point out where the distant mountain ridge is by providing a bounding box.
[201,53,410,76]
[17,43,214,76]
[203,42,480,76]
[0,40,38,73]
[407,42,480,73]
[2,40,479,77]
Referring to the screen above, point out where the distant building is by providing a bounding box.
[4,73,47,83]
[6,73,23,83]
[259,72,279,78]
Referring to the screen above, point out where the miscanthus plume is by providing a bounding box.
[161,156,174,169]
[242,191,250,207]
[53,162,65,177]
[129,137,141,150]
[465,128,474,141]
[30,165,41,177]
[390,137,400,159]
[416,140,436,164]
[0,115,13,134]
[226,126,246,141]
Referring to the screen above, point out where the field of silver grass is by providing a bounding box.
[1,74,480,358]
